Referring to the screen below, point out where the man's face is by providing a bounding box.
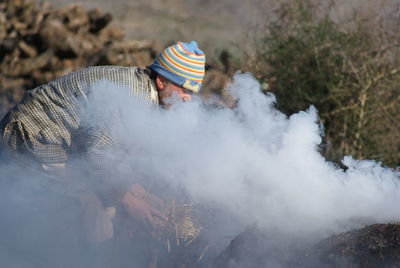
[156,75,193,108]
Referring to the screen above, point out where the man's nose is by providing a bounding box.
[181,94,192,102]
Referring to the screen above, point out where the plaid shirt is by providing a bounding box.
[0,66,158,164]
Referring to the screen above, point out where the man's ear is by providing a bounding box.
[155,75,166,91]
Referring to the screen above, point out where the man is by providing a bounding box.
[0,41,206,265]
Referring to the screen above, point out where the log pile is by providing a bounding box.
[0,0,232,118]
[0,0,162,116]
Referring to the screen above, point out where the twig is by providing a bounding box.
[196,245,209,264]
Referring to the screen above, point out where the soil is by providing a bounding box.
[215,224,400,268]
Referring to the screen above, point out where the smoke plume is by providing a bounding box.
[1,71,399,267]
[85,72,400,247]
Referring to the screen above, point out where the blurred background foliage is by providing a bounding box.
[244,0,400,167]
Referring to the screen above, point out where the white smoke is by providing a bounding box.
[84,72,400,250]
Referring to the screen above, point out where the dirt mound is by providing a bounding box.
[215,223,400,268]
[307,223,400,267]
[214,226,305,267]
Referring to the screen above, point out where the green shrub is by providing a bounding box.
[247,1,400,167]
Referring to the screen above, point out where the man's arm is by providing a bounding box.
[84,127,168,231]
[121,184,168,229]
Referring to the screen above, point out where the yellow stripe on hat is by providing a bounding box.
[158,56,203,83]
[170,46,205,65]
[159,48,204,80]
[162,50,204,74]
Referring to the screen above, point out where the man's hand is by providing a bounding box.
[121,184,168,230]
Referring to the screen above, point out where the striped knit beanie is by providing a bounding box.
[149,41,206,93]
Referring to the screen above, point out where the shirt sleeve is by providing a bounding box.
[0,92,70,164]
